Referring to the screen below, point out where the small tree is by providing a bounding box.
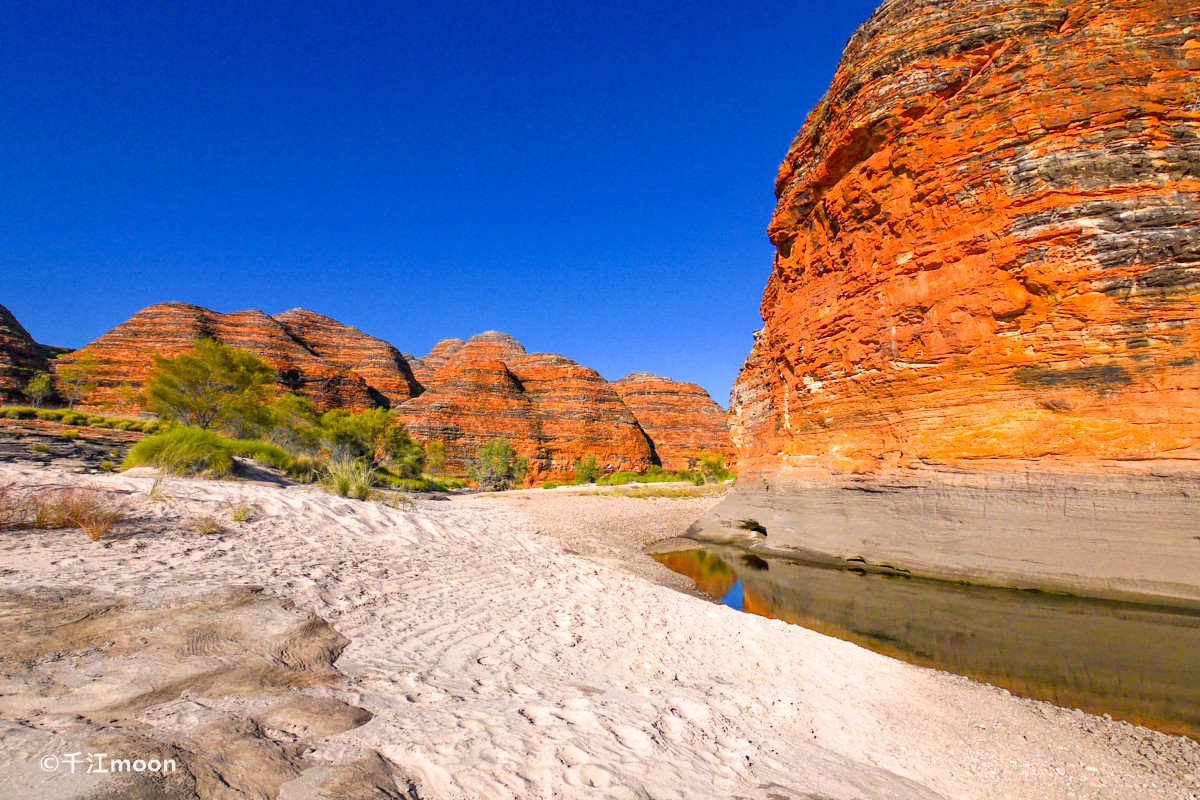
[115,382,140,416]
[425,441,447,475]
[24,372,54,408]
[267,392,322,454]
[468,438,528,491]
[571,455,600,485]
[56,352,99,409]
[318,408,425,478]
[144,339,275,432]
[696,452,733,483]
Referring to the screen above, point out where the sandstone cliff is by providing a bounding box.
[508,354,655,477]
[612,372,734,471]
[395,333,655,482]
[273,308,422,407]
[732,0,1200,480]
[58,302,379,412]
[0,304,51,404]
[42,301,731,484]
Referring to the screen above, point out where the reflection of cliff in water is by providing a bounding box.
[653,547,1200,741]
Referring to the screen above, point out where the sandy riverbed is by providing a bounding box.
[0,465,1196,800]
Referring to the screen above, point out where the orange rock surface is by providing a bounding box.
[508,354,654,477]
[59,302,377,412]
[44,301,731,483]
[396,333,654,482]
[0,303,51,404]
[612,372,734,471]
[732,0,1200,480]
[273,308,422,407]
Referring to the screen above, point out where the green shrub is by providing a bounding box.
[144,338,275,433]
[24,372,54,408]
[696,453,733,482]
[123,427,236,476]
[229,439,293,471]
[288,454,326,483]
[319,408,425,476]
[601,471,640,486]
[571,455,600,485]
[468,438,528,491]
[542,480,566,490]
[60,430,80,441]
[425,441,447,474]
[323,457,376,499]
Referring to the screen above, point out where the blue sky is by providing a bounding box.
[1,0,879,406]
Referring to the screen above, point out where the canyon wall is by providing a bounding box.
[612,372,735,471]
[731,0,1200,482]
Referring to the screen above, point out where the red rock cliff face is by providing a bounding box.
[732,0,1200,481]
[395,333,654,482]
[508,354,654,477]
[612,372,734,471]
[0,304,51,404]
[59,302,378,412]
[272,308,422,407]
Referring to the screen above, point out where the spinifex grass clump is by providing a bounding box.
[123,427,294,477]
[124,427,237,476]
[0,486,126,540]
[323,457,376,500]
[0,407,162,433]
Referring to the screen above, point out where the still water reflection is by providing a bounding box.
[653,546,1200,740]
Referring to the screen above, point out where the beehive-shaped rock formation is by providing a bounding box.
[0,303,51,404]
[58,302,378,411]
[396,333,656,481]
[273,308,422,407]
[613,372,734,471]
[508,354,655,476]
[732,0,1200,480]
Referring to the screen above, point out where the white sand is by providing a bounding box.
[0,465,1196,800]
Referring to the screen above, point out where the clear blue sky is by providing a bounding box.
[1,0,879,406]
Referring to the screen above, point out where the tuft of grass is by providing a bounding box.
[230,504,256,523]
[148,469,170,501]
[287,454,326,483]
[60,429,80,441]
[542,480,567,490]
[324,457,376,500]
[30,443,51,453]
[604,483,729,499]
[0,407,163,433]
[99,460,117,473]
[0,487,126,539]
[124,427,235,476]
[193,516,222,535]
[228,439,292,471]
[376,470,467,493]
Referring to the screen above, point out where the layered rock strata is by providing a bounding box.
[733,0,1200,479]
[508,354,655,477]
[41,301,732,484]
[710,0,1200,600]
[0,304,52,404]
[58,302,379,412]
[613,372,734,471]
[396,334,656,482]
[273,308,422,407]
